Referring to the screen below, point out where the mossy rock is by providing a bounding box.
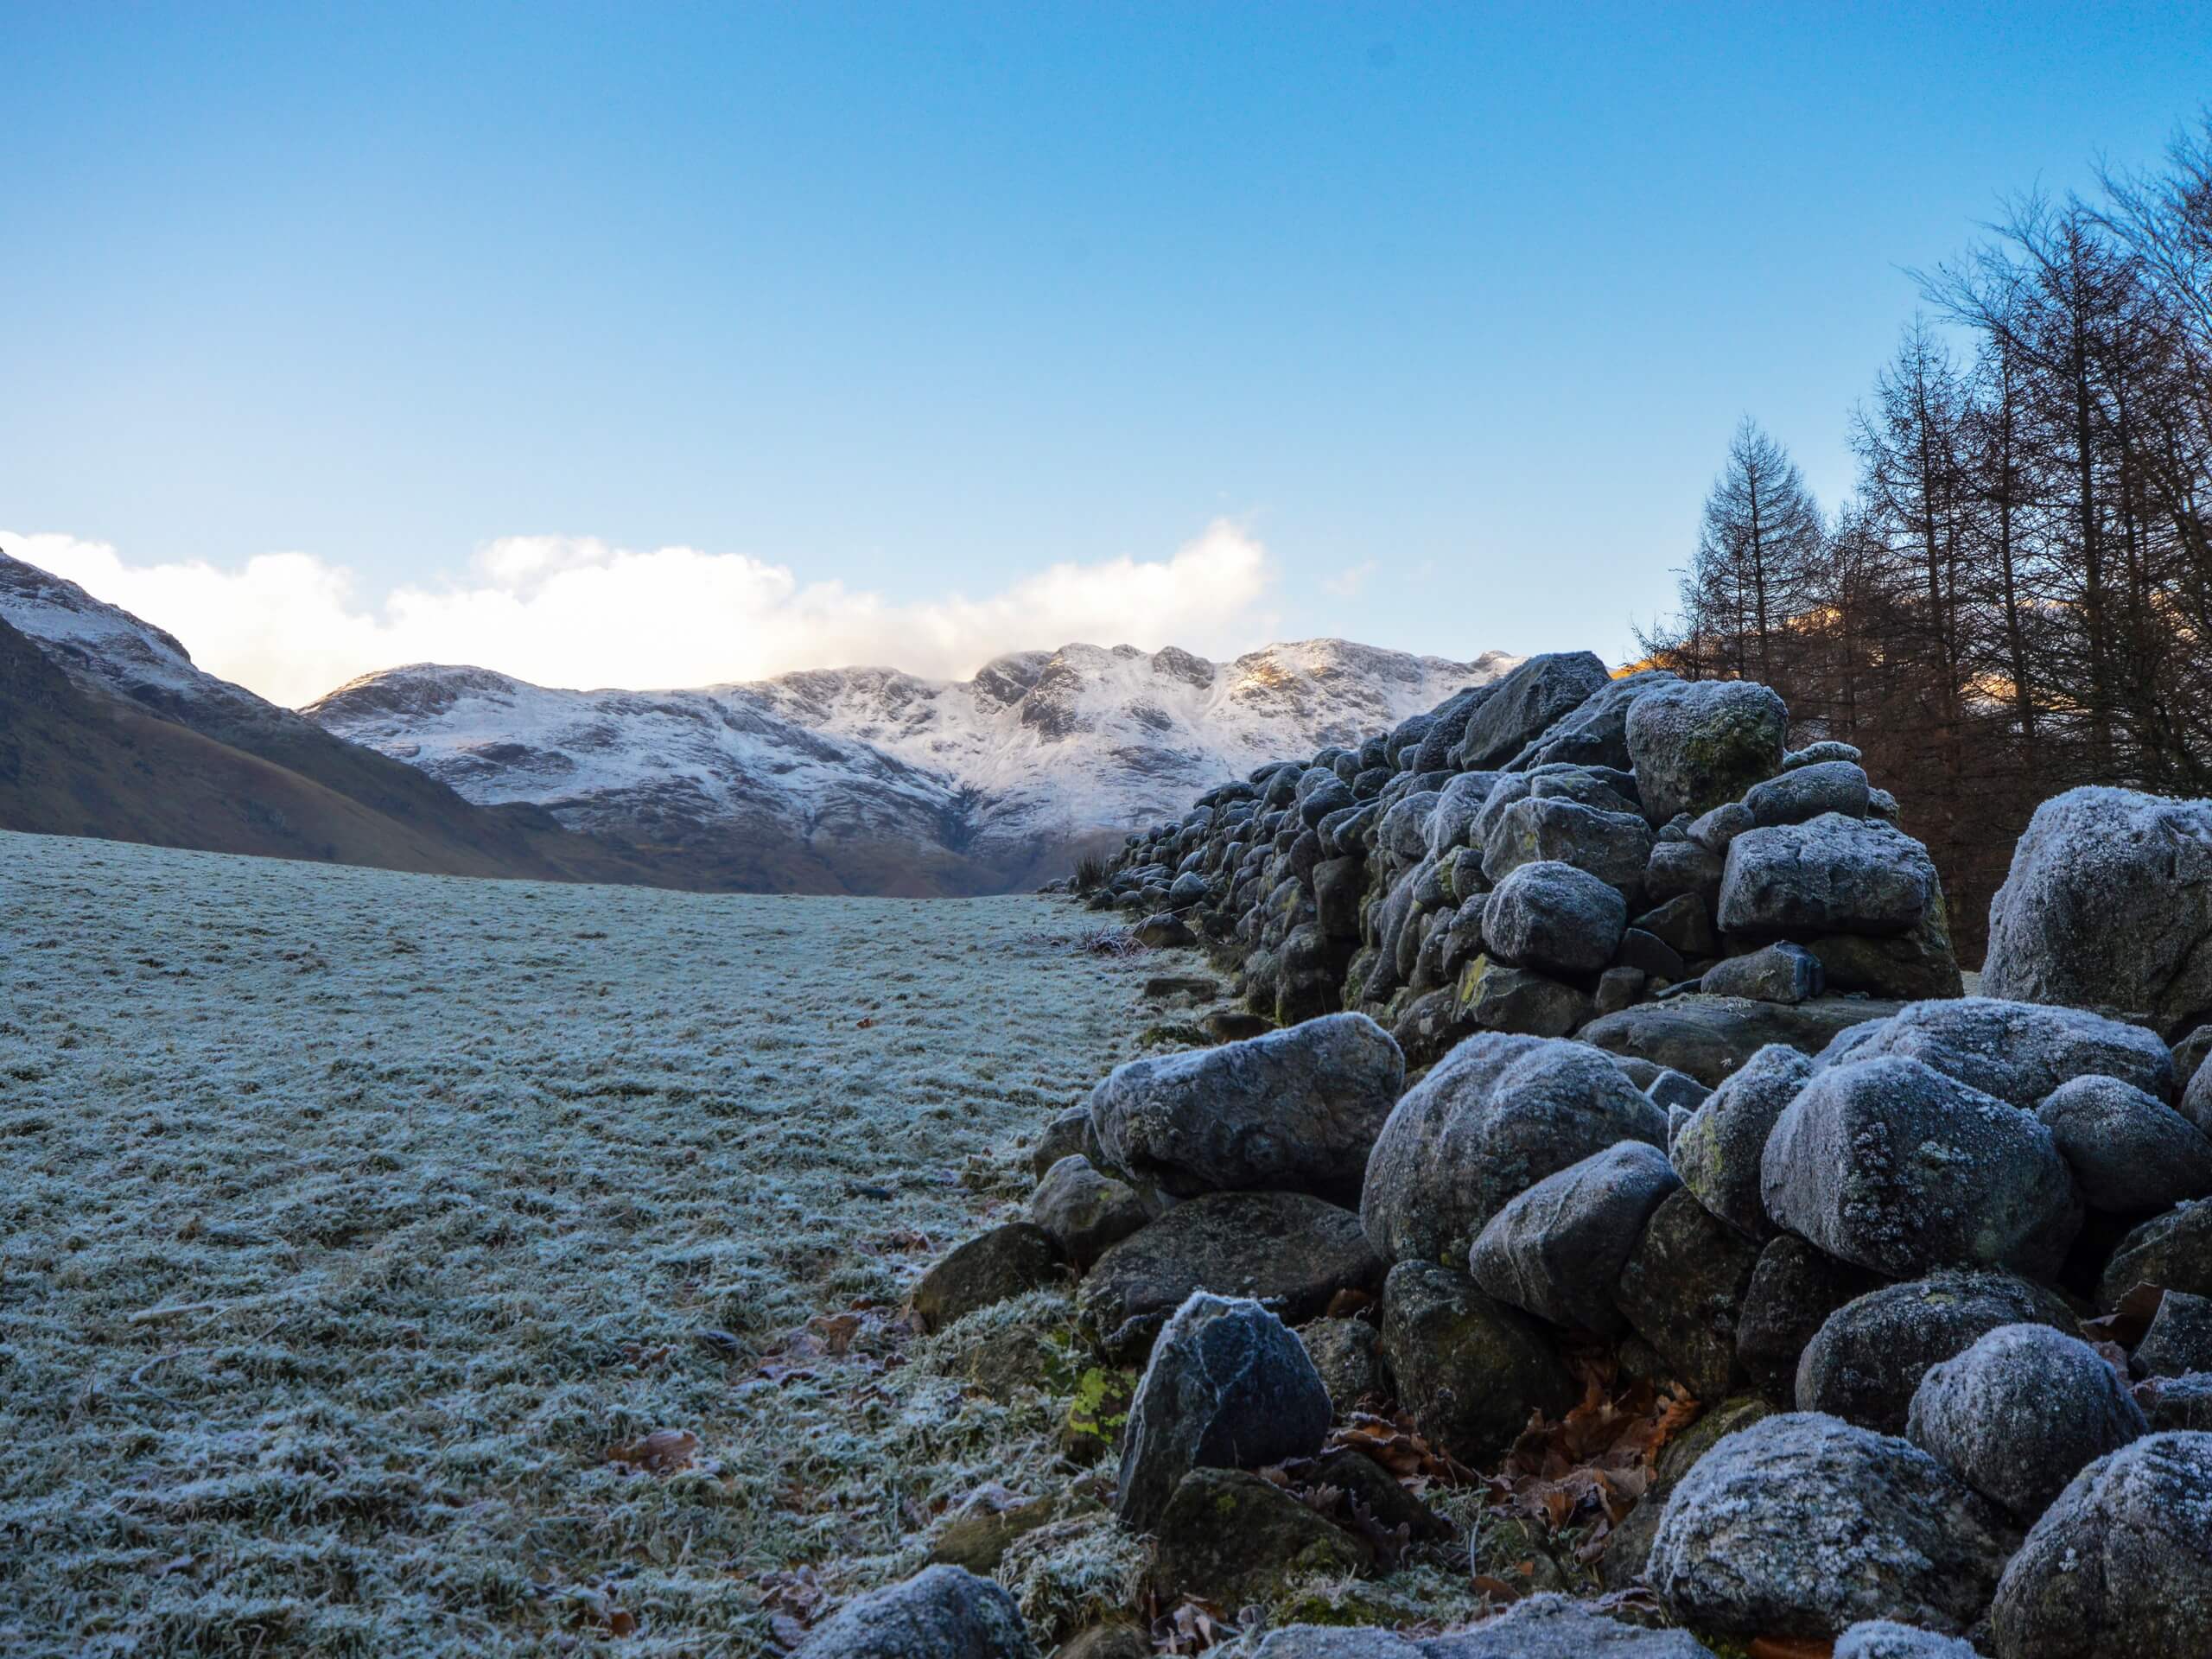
[1150,1467,1372,1605]
[1058,1365,1136,1464]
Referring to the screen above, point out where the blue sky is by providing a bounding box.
[4,3,2208,699]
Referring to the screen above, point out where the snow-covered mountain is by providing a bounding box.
[306,641,1519,889]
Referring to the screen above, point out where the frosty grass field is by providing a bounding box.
[0,830,1160,1656]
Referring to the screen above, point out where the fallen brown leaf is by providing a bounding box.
[607,1428,699,1473]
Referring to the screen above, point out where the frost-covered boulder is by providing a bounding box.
[1505,669,1681,774]
[1700,942,1824,1004]
[1717,814,1939,940]
[1906,1322,2145,1519]
[1457,958,1597,1039]
[1451,651,1612,772]
[1479,796,1653,895]
[1360,1033,1668,1267]
[1374,1262,1575,1465]
[1989,1432,2212,1658]
[1115,1292,1331,1530]
[1834,1624,1982,1659]
[1483,860,1629,978]
[1469,1141,1679,1335]
[1796,1270,2077,1434]
[2035,1074,2212,1214]
[1254,1596,1719,1656]
[1743,759,1871,826]
[1086,1013,1404,1206]
[912,1224,1069,1332]
[792,1564,1039,1659]
[1625,679,1789,823]
[1646,1412,2017,1639]
[1028,1155,1148,1268]
[1762,1056,2080,1281]
[1581,992,1908,1089]
[1817,995,2176,1110]
[1424,769,1507,858]
[1077,1191,1382,1365]
[1984,786,2212,1039]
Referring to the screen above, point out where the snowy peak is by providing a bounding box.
[306,639,1518,888]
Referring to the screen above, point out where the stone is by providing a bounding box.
[792,1564,1040,1659]
[1646,1412,2017,1640]
[1625,679,1790,823]
[1834,1624,1981,1658]
[1645,1066,1711,1114]
[912,1224,1070,1333]
[1595,966,1647,1016]
[1735,1236,1883,1406]
[930,1492,1077,1576]
[1361,1032,1668,1267]
[1032,1104,1096,1179]
[1632,893,1719,960]
[1484,860,1630,978]
[2139,1372,2212,1430]
[1452,651,1613,771]
[1029,1155,1149,1269]
[1458,958,1594,1039]
[1614,1187,1764,1402]
[1806,904,1967,1001]
[1134,912,1198,949]
[1614,927,1688,984]
[2135,1289,2212,1376]
[1743,759,1872,826]
[1796,1271,2078,1434]
[1167,870,1210,906]
[1481,794,1654,896]
[1434,1594,1721,1656]
[1644,839,1725,908]
[1313,856,1364,940]
[2177,1024,2212,1094]
[1150,1467,1370,1602]
[1412,684,1497,774]
[1595,1395,1776,1590]
[1114,1292,1331,1530]
[1701,942,1824,1004]
[1673,1043,1815,1239]
[1988,1431,2212,1659]
[1087,1013,1404,1207]
[1295,1316,1382,1412]
[2037,1074,2212,1214]
[1687,800,1756,853]
[2100,1200,2212,1309]
[1504,668,1681,772]
[1819,995,2175,1109]
[1580,994,1908,1089]
[1375,1262,1576,1465]
[1983,785,2212,1039]
[1718,814,1941,940]
[1907,1322,2146,1519]
[1051,1625,1150,1659]
[1761,1057,2081,1281]
[1077,1192,1383,1365]
[1470,1141,1681,1335]
[1390,988,1481,1073]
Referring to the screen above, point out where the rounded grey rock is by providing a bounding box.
[1834,1622,1980,1658]
[1906,1322,2146,1519]
[1361,1033,1668,1267]
[792,1564,1039,1659]
[2036,1074,2212,1214]
[1762,1056,2080,1281]
[1087,1012,1404,1206]
[1625,679,1789,823]
[1469,1141,1681,1334]
[1796,1270,2077,1434]
[1484,859,1630,978]
[1816,995,2175,1110]
[1647,1411,2017,1639]
[1717,813,1938,940]
[1989,1430,2212,1658]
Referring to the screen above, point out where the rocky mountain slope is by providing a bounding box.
[0,551,655,883]
[305,641,1518,894]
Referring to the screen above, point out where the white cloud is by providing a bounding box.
[1321,559,1379,599]
[0,521,1280,708]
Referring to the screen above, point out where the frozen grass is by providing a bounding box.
[0,832,1156,1656]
